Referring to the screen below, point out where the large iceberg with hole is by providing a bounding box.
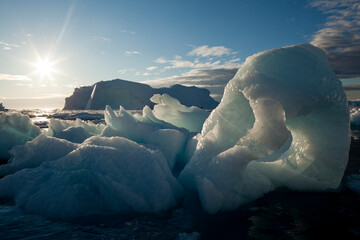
[179,43,350,213]
[0,44,350,218]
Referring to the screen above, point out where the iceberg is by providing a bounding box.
[102,106,188,170]
[179,44,350,214]
[0,134,78,176]
[151,94,210,132]
[0,136,183,218]
[47,118,105,143]
[0,113,41,160]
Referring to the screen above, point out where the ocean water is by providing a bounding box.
[1,189,360,239]
[1,109,360,239]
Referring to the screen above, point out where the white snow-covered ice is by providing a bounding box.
[151,94,210,132]
[0,136,183,218]
[179,43,350,213]
[0,113,41,159]
[0,43,351,218]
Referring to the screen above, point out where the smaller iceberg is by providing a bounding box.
[0,113,41,159]
[0,136,183,218]
[151,94,210,132]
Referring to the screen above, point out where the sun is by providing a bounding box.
[34,58,55,79]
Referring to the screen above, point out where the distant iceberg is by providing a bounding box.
[64,80,219,110]
[0,44,351,218]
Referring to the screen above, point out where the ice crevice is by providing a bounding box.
[0,43,351,217]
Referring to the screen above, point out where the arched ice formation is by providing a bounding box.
[179,44,350,214]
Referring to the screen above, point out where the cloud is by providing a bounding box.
[0,74,32,81]
[92,36,112,42]
[120,30,136,34]
[154,57,167,64]
[136,72,151,76]
[188,45,236,57]
[163,59,221,69]
[310,0,360,78]
[2,93,67,100]
[125,51,142,56]
[146,66,158,71]
[0,41,20,50]
[145,68,238,101]
[16,83,33,87]
[118,68,135,74]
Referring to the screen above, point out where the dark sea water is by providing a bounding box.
[1,109,360,239]
[1,189,360,239]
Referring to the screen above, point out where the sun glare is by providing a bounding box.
[34,58,55,79]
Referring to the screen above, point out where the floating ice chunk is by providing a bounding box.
[50,112,104,121]
[0,134,77,176]
[103,106,188,170]
[134,105,186,131]
[180,44,350,214]
[0,136,183,218]
[151,94,210,132]
[53,126,92,143]
[0,113,41,159]
[47,118,105,143]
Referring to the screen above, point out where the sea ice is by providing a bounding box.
[0,136,183,218]
[151,94,210,132]
[0,134,77,176]
[0,113,41,159]
[179,44,350,214]
[47,118,105,143]
[102,106,188,170]
[50,112,104,121]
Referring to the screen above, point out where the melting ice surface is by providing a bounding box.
[0,44,351,218]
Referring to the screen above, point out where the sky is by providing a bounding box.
[0,0,359,109]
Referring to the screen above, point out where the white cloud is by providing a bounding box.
[120,30,136,34]
[92,36,111,42]
[125,51,142,56]
[136,72,151,76]
[188,45,236,57]
[146,66,158,71]
[2,93,67,100]
[174,55,182,60]
[166,59,221,69]
[118,68,135,74]
[154,57,168,64]
[16,83,33,87]
[0,74,32,81]
[0,41,20,50]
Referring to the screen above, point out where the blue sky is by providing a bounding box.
[0,0,359,109]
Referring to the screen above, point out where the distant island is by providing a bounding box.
[63,79,219,110]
